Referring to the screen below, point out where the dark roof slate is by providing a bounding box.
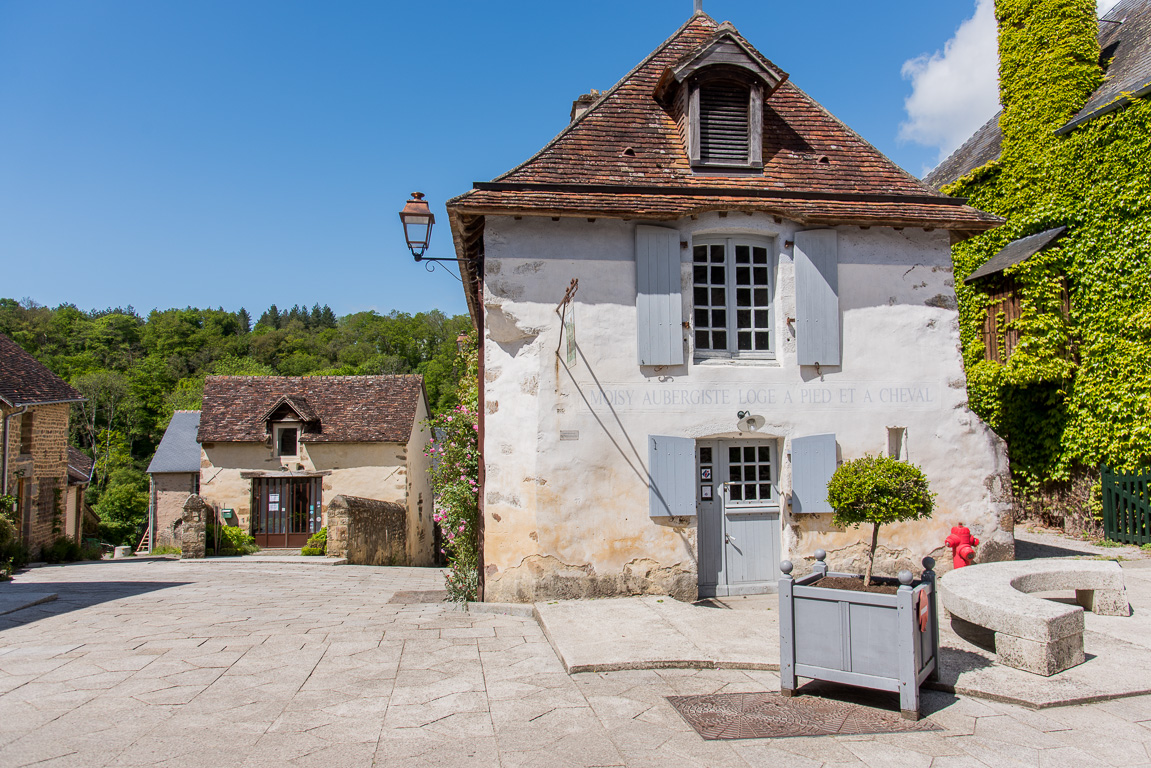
[147,411,203,474]
[198,376,425,444]
[925,0,1151,190]
[67,447,95,485]
[965,226,1067,283]
[449,14,998,231]
[0,333,84,407]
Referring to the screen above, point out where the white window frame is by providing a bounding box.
[274,423,301,458]
[691,235,776,360]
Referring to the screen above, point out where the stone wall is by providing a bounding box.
[180,495,210,559]
[2,403,71,553]
[325,494,407,566]
[153,473,197,547]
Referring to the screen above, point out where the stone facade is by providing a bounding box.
[325,494,408,565]
[2,403,72,552]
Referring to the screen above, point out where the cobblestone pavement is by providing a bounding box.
[1,559,1150,768]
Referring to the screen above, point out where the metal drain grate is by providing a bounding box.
[387,590,449,604]
[668,692,941,740]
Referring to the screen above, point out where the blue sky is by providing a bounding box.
[0,1,1113,319]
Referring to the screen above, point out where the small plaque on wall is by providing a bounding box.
[700,468,712,481]
[559,430,579,441]
[701,485,713,500]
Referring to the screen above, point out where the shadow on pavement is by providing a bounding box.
[1015,538,1100,559]
[0,565,188,629]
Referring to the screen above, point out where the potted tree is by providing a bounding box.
[778,455,939,720]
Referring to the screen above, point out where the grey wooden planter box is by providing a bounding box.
[778,550,940,720]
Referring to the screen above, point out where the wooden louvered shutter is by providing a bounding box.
[649,435,695,517]
[794,229,841,366]
[790,434,837,514]
[635,225,684,366]
[699,80,750,165]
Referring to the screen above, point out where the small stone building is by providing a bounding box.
[196,375,435,564]
[0,332,87,552]
[146,410,202,550]
[446,11,1013,602]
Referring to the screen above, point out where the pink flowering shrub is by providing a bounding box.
[424,336,479,601]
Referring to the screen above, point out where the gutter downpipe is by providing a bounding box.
[1,405,28,497]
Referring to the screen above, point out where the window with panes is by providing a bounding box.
[692,237,774,357]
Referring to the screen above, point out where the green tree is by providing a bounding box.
[826,456,935,586]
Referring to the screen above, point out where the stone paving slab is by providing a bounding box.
[0,591,57,616]
[2,557,1151,768]
[534,557,1151,710]
[536,595,779,673]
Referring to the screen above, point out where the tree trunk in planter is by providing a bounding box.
[779,550,939,720]
[865,523,880,586]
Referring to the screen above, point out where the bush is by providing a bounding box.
[301,528,326,555]
[827,455,935,585]
[206,524,259,556]
[0,495,30,578]
[151,544,182,556]
[41,537,82,563]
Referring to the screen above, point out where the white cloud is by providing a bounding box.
[898,0,1000,166]
[900,0,1119,170]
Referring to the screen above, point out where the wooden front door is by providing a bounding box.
[252,477,322,548]
[697,439,781,598]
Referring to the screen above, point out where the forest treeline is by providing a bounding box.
[0,298,472,545]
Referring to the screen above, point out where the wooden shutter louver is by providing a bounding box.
[699,80,750,165]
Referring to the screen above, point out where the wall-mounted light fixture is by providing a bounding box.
[398,192,437,260]
[737,411,766,432]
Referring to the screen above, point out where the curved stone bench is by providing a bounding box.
[939,560,1130,676]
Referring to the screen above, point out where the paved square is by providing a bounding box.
[1,559,1150,767]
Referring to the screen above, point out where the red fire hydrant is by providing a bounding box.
[945,524,979,569]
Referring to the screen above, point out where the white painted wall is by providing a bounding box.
[480,212,1012,602]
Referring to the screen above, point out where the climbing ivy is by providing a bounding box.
[946,0,1151,493]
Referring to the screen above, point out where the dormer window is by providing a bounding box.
[654,26,787,172]
[696,76,759,167]
[275,425,299,457]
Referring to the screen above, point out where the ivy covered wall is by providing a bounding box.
[946,0,1151,493]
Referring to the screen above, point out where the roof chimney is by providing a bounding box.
[570,89,602,123]
[693,0,703,14]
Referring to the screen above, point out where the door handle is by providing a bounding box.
[725,533,736,544]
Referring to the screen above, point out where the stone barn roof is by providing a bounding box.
[197,376,426,444]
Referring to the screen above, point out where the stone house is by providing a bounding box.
[196,375,435,564]
[924,0,1151,494]
[145,410,201,551]
[446,11,1014,602]
[0,332,87,552]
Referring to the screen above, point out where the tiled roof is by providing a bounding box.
[198,376,425,444]
[925,0,1151,190]
[0,333,84,407]
[922,112,1003,191]
[147,411,202,474]
[67,447,95,485]
[448,14,999,231]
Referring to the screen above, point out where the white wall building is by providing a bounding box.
[447,12,1013,602]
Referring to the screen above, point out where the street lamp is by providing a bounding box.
[398,192,435,260]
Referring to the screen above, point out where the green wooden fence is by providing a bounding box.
[1102,465,1151,545]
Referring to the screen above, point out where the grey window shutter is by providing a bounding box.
[648,435,695,517]
[790,433,837,514]
[794,230,840,366]
[635,225,684,366]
